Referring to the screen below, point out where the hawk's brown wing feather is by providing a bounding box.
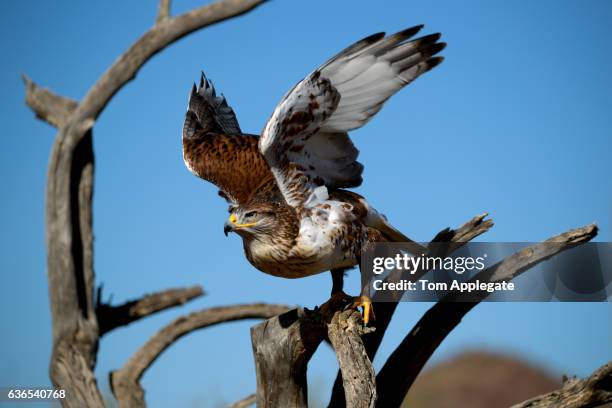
[183,132,275,205]
[183,74,276,205]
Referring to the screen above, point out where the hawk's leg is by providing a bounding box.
[330,268,351,303]
[331,268,346,295]
[320,269,352,317]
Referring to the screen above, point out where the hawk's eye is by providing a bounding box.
[244,211,257,218]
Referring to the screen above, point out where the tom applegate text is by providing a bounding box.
[372,279,515,293]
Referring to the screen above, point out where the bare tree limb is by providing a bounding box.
[74,0,267,131]
[228,393,256,408]
[22,74,77,128]
[375,224,598,408]
[328,213,494,407]
[22,1,269,406]
[511,361,612,408]
[46,129,101,408]
[112,303,290,408]
[156,0,171,24]
[251,308,326,408]
[327,309,377,408]
[96,285,204,336]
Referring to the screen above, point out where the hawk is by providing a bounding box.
[183,26,445,324]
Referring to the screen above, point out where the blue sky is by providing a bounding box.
[1,0,611,406]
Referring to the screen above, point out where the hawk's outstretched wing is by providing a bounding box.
[183,73,275,205]
[259,25,445,208]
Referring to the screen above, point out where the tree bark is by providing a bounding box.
[511,362,612,408]
[112,303,289,408]
[327,310,377,408]
[46,128,103,407]
[251,308,326,408]
[328,213,494,407]
[23,1,268,406]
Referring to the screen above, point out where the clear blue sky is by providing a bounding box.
[1,0,611,406]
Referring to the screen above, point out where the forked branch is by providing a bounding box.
[22,75,77,128]
[157,0,171,24]
[112,303,290,407]
[329,212,494,407]
[375,223,598,407]
[23,1,269,407]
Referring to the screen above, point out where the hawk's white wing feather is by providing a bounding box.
[259,26,445,209]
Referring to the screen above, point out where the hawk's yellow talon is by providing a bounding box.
[351,296,375,325]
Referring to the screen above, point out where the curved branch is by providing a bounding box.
[375,224,598,408]
[22,75,77,128]
[75,0,267,129]
[511,361,612,408]
[96,285,205,336]
[112,303,290,407]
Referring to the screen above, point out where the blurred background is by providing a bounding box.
[1,0,611,407]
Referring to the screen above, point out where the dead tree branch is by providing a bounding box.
[75,0,267,129]
[156,0,171,24]
[251,308,327,408]
[228,393,256,408]
[327,310,377,408]
[96,285,205,336]
[23,1,268,406]
[22,75,78,128]
[511,361,612,408]
[112,303,290,408]
[328,213,494,407]
[375,224,598,408]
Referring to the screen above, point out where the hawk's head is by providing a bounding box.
[223,202,282,240]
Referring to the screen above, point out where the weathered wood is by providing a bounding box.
[327,310,377,408]
[46,128,104,408]
[251,308,327,408]
[156,0,171,24]
[23,1,268,406]
[111,303,289,408]
[22,75,77,128]
[97,285,204,336]
[328,213,494,407]
[228,393,256,408]
[511,362,612,408]
[375,224,598,408]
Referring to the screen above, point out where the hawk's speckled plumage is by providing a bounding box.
[183,25,444,291]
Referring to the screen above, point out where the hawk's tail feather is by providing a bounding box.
[362,200,428,255]
[376,221,428,256]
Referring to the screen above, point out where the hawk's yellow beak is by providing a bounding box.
[224,214,257,236]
